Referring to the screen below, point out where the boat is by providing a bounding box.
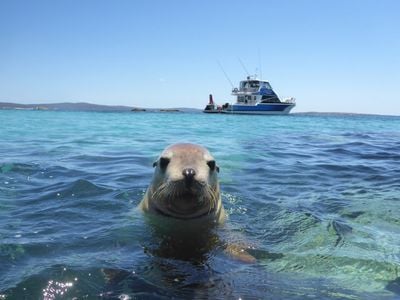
[203,76,296,115]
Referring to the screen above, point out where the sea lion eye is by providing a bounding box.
[207,160,219,172]
[159,157,170,169]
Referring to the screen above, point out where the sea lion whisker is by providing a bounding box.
[153,183,169,203]
[202,184,216,214]
[207,195,213,214]
[153,183,166,197]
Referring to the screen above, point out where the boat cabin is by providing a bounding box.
[232,77,281,104]
[238,79,273,93]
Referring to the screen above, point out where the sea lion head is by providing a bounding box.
[146,143,221,219]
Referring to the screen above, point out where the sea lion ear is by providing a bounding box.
[153,157,170,169]
[207,160,219,172]
[159,157,170,169]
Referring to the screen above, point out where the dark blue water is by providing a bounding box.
[1,110,400,299]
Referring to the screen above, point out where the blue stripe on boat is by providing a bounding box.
[232,104,291,112]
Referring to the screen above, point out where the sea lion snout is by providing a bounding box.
[182,168,196,185]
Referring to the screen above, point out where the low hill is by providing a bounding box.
[0,102,201,113]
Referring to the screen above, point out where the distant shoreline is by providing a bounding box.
[0,101,201,113]
[0,101,398,117]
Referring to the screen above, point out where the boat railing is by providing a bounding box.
[283,97,296,104]
[232,88,259,94]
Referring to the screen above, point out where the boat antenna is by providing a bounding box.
[238,57,250,77]
[217,60,234,88]
[258,48,263,80]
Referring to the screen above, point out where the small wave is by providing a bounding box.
[315,163,380,176]
[15,178,113,206]
[65,154,133,163]
[342,132,374,139]
[360,151,400,160]
[268,252,400,294]
[62,179,112,198]
[0,162,40,175]
[324,147,360,156]
[64,153,150,166]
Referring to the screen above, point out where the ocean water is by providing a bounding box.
[1,110,400,299]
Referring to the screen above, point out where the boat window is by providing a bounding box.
[260,82,272,89]
[249,81,260,88]
[261,95,281,103]
[240,82,249,90]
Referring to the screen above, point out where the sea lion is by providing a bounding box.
[139,143,225,223]
[139,143,255,263]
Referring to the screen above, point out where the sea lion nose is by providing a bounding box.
[182,168,196,182]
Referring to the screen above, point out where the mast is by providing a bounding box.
[217,61,234,88]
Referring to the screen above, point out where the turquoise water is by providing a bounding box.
[1,110,400,299]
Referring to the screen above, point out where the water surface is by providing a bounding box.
[1,110,400,299]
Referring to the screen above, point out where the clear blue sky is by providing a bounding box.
[1,0,399,115]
